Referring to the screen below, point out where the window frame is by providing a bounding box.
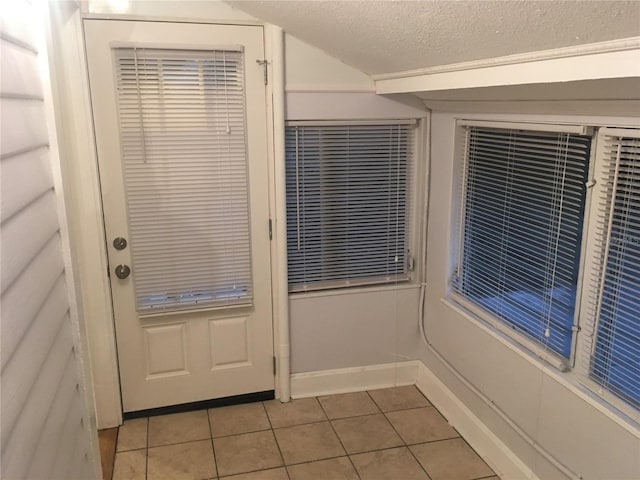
[577,128,640,422]
[284,119,422,294]
[449,119,595,371]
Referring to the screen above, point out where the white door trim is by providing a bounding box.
[265,24,291,402]
[47,4,288,427]
[47,2,122,428]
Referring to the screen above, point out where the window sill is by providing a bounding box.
[440,296,640,438]
[289,282,420,300]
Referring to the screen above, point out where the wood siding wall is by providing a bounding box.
[1,2,97,479]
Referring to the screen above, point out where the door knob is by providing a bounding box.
[115,264,131,279]
[113,237,127,250]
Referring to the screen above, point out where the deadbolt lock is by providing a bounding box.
[113,237,127,250]
[115,264,131,280]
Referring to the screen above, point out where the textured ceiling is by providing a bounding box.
[226,0,640,76]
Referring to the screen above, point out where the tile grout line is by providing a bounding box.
[367,388,435,480]
[408,386,497,477]
[126,435,213,451]
[260,400,290,479]
[317,394,363,480]
[145,416,149,480]
[460,436,497,477]
[381,408,462,446]
[206,409,219,480]
[110,427,119,480]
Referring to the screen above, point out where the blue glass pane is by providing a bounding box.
[460,129,590,358]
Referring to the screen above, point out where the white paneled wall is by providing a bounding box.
[0,1,98,479]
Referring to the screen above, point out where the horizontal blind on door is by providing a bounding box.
[285,123,413,291]
[582,129,640,408]
[453,126,591,358]
[114,47,252,312]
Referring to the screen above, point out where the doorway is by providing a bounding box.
[85,19,274,413]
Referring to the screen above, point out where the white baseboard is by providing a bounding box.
[290,361,419,399]
[415,362,538,480]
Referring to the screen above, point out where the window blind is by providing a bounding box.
[285,123,413,291]
[453,125,591,359]
[114,47,252,312]
[582,129,640,408]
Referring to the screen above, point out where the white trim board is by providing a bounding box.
[374,37,640,95]
[290,360,536,480]
[285,84,375,93]
[414,362,539,480]
[290,361,419,399]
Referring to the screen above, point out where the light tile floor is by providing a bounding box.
[112,385,500,480]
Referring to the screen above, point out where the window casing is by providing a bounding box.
[285,121,415,292]
[452,122,591,363]
[580,128,640,411]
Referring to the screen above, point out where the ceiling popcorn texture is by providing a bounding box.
[226,0,640,76]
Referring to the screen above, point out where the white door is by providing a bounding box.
[85,20,274,413]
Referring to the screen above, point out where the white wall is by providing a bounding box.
[290,286,422,374]
[421,107,640,480]
[285,34,373,92]
[0,0,99,478]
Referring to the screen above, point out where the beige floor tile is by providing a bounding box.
[351,447,430,480]
[220,467,289,479]
[273,421,345,465]
[148,410,211,447]
[147,439,216,480]
[116,417,148,452]
[368,386,430,412]
[214,430,283,476]
[331,413,403,454]
[112,449,146,480]
[410,438,494,480]
[209,402,271,437]
[318,391,379,419]
[263,397,327,428]
[385,407,458,444]
[287,456,358,480]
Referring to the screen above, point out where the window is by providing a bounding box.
[581,128,640,409]
[114,48,252,311]
[451,122,592,361]
[285,121,414,291]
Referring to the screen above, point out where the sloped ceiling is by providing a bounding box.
[226,0,640,76]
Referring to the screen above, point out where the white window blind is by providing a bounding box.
[452,124,591,359]
[582,128,640,409]
[114,47,252,312]
[285,122,414,291]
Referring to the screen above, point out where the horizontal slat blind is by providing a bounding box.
[582,129,640,408]
[285,123,413,291]
[115,48,253,311]
[453,126,591,358]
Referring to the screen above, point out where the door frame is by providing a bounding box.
[47,4,289,428]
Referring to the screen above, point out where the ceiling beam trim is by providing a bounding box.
[374,37,640,95]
